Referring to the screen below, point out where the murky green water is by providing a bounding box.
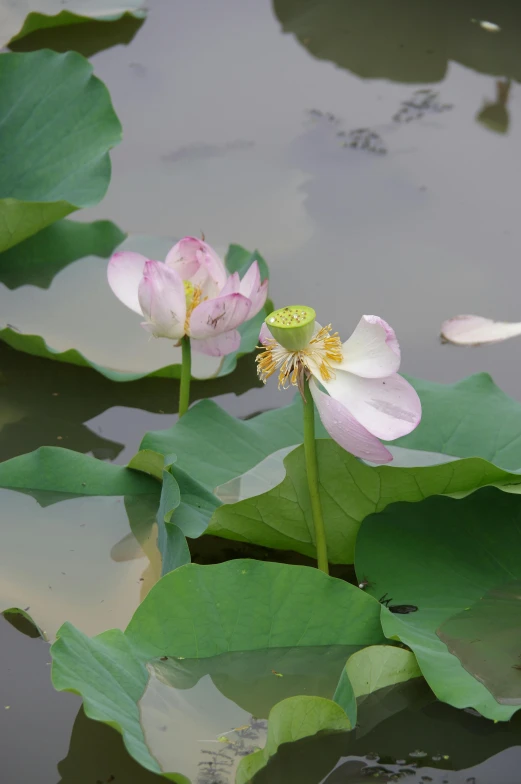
[2,0,521,781]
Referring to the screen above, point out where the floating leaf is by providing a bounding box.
[356,487,521,720]
[0,50,122,252]
[51,560,384,778]
[0,238,269,380]
[236,696,351,784]
[0,219,125,290]
[1,0,146,48]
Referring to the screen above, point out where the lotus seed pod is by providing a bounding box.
[265,305,316,350]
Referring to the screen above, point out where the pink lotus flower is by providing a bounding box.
[257,312,421,464]
[107,237,268,356]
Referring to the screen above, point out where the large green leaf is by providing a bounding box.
[0,219,125,290]
[0,50,121,252]
[139,395,325,489]
[51,560,385,779]
[2,0,146,48]
[356,487,521,720]
[0,447,162,639]
[0,238,269,380]
[396,373,521,470]
[209,439,521,563]
[236,696,351,784]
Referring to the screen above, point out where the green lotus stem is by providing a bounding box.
[179,335,192,417]
[303,375,329,574]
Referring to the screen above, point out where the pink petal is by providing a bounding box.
[165,236,227,298]
[219,271,240,297]
[189,293,252,338]
[107,251,148,315]
[310,381,393,463]
[259,322,273,345]
[164,237,204,279]
[337,315,401,378]
[239,261,269,318]
[441,315,521,346]
[323,371,421,441]
[192,329,241,356]
[138,260,186,340]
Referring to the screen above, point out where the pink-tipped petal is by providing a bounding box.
[189,293,252,338]
[337,315,401,378]
[441,315,521,346]
[164,237,203,279]
[239,261,269,317]
[219,271,241,297]
[310,380,393,463]
[192,329,241,356]
[259,322,274,345]
[107,251,149,315]
[323,371,421,441]
[138,260,186,340]
[165,236,227,297]
[242,269,268,319]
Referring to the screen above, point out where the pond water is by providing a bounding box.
[2,0,521,781]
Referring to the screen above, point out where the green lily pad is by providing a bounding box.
[0,237,269,380]
[333,645,422,727]
[0,50,122,253]
[236,696,351,784]
[396,373,521,470]
[51,560,385,779]
[356,487,521,720]
[437,580,521,706]
[2,0,146,48]
[0,447,163,640]
[0,219,125,290]
[209,439,521,564]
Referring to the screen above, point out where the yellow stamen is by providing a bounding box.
[256,324,343,389]
[183,281,202,334]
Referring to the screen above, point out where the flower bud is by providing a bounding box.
[265,305,316,350]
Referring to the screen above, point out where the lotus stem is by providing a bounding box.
[303,375,329,574]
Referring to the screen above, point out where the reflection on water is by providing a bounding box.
[75,0,521,398]
[0,341,264,463]
[0,490,161,640]
[138,646,354,779]
[476,78,512,134]
[274,0,521,83]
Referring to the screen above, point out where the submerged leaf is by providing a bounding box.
[437,580,521,705]
[0,448,162,639]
